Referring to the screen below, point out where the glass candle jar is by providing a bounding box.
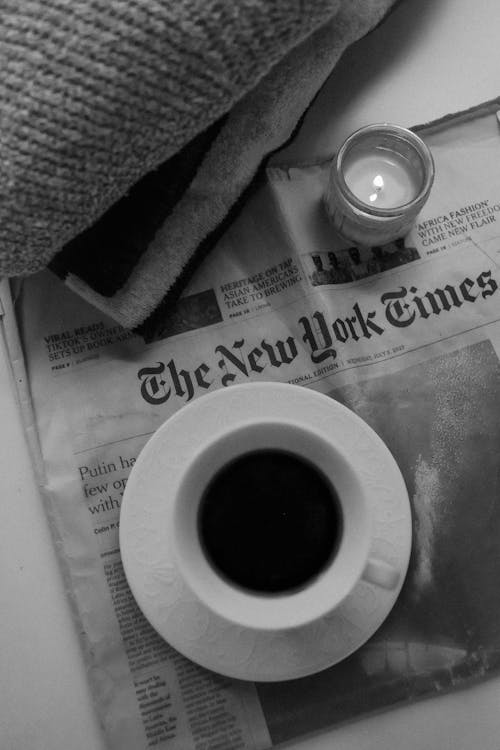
[325,124,435,246]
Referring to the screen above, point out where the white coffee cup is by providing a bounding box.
[120,382,412,681]
[174,419,400,630]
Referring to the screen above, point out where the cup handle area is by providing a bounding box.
[362,559,400,590]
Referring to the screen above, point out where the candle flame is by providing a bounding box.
[369,174,385,203]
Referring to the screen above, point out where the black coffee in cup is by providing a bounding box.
[198,449,342,594]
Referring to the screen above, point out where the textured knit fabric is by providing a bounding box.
[0,0,397,337]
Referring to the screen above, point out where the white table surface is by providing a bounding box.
[1,1,499,749]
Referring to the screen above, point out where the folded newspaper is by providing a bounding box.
[3,97,500,750]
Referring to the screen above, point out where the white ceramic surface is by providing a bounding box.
[119,382,412,681]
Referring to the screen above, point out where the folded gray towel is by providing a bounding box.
[1,0,396,339]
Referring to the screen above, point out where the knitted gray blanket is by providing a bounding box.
[1,0,396,339]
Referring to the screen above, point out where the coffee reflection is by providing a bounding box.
[198,449,342,594]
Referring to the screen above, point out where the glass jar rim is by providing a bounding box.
[333,123,435,218]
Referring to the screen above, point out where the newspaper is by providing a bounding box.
[3,98,500,749]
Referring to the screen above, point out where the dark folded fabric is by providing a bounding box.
[0,0,397,339]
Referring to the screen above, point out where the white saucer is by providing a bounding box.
[119,383,412,681]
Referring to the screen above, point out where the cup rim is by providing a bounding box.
[171,419,372,631]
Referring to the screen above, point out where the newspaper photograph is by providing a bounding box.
[3,98,500,749]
